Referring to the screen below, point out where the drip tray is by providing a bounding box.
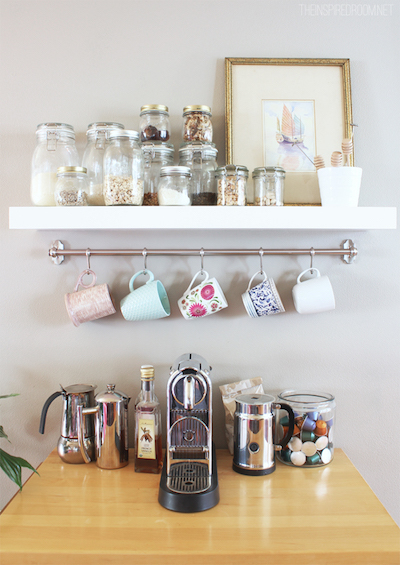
[167,462,211,494]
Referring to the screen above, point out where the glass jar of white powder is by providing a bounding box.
[158,166,191,206]
[103,130,144,206]
[55,166,89,206]
[82,122,124,205]
[31,123,79,206]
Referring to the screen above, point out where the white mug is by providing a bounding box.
[292,268,335,314]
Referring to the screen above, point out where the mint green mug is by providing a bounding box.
[120,270,171,321]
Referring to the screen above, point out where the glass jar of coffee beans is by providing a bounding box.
[142,141,174,205]
[215,165,248,206]
[140,105,170,142]
[179,142,218,205]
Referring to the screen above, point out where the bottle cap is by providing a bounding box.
[140,365,155,380]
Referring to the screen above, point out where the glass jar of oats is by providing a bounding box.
[252,167,286,206]
[103,130,144,206]
[215,165,248,206]
[182,105,213,143]
[55,166,89,206]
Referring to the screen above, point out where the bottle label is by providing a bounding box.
[137,418,156,459]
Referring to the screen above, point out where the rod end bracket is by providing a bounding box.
[49,240,64,265]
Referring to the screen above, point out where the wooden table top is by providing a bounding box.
[0,448,399,565]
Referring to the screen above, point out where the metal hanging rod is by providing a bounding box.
[49,239,357,265]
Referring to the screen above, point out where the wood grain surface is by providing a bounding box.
[0,449,399,565]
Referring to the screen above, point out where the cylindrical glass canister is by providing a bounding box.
[103,130,144,206]
[215,165,248,206]
[157,166,191,206]
[82,122,124,205]
[182,105,212,143]
[140,105,170,142]
[55,166,89,206]
[31,123,79,206]
[276,390,335,467]
[179,142,218,205]
[142,141,174,205]
[252,167,286,206]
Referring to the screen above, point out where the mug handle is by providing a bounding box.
[129,270,154,292]
[183,270,209,296]
[297,268,321,285]
[273,402,295,449]
[247,270,267,292]
[74,270,97,291]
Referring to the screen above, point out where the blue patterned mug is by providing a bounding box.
[120,270,170,321]
[242,271,285,317]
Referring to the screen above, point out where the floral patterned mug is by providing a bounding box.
[242,270,285,317]
[178,270,228,320]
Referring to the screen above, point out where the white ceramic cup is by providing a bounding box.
[317,167,362,207]
[242,270,285,317]
[178,270,228,319]
[292,268,335,314]
[65,270,116,327]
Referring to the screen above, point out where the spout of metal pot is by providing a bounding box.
[77,404,99,463]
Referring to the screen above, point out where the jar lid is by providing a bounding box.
[179,142,218,158]
[252,166,286,178]
[142,141,174,156]
[108,129,139,140]
[160,166,191,177]
[36,123,75,138]
[215,165,249,178]
[140,105,169,113]
[183,105,212,115]
[86,122,124,135]
[57,166,87,175]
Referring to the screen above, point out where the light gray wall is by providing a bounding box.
[1,0,399,525]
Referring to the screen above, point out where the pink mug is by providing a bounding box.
[65,270,116,327]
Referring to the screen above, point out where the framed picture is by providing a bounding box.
[225,58,353,204]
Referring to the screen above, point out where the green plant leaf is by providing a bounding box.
[0,448,38,490]
[0,426,10,442]
[0,394,19,399]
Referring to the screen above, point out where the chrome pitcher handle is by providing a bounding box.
[77,404,98,463]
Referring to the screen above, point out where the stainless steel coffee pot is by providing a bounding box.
[39,384,97,464]
[233,393,294,475]
[77,384,130,469]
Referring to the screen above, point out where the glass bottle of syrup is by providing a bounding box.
[134,365,162,473]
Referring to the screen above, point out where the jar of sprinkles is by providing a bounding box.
[276,390,335,467]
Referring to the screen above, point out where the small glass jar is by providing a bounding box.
[215,165,248,206]
[179,142,218,205]
[158,166,191,206]
[276,390,335,467]
[252,167,286,206]
[140,105,170,142]
[31,123,79,206]
[55,166,89,206]
[182,105,212,143]
[142,141,174,205]
[82,122,124,205]
[103,130,144,206]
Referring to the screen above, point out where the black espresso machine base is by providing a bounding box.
[158,444,220,513]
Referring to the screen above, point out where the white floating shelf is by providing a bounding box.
[9,206,397,231]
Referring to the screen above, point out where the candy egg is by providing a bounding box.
[301,431,316,442]
[302,416,316,432]
[315,420,328,436]
[288,437,302,452]
[315,436,328,450]
[301,441,317,457]
[291,451,306,466]
[321,448,332,464]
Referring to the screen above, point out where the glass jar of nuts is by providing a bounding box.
[158,166,191,206]
[182,105,213,143]
[142,141,174,205]
[179,142,218,205]
[103,130,144,206]
[55,166,89,206]
[140,105,170,142]
[215,165,248,206]
[252,167,286,206]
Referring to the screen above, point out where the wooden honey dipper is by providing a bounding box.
[314,155,325,170]
[331,151,343,167]
[341,138,353,165]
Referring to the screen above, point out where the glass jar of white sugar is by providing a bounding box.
[158,166,192,206]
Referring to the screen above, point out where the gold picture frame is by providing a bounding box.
[225,58,353,204]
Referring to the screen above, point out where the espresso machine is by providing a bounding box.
[158,353,219,512]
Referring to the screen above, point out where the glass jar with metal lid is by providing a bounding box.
[140,105,170,142]
[276,390,335,467]
[142,141,174,205]
[31,123,79,206]
[178,142,218,205]
[158,166,191,206]
[82,122,124,206]
[215,165,248,206]
[54,166,89,206]
[182,105,212,143]
[103,130,144,206]
[252,167,286,206]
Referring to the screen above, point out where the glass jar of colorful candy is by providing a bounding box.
[276,390,335,467]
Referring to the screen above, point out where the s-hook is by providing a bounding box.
[309,247,315,274]
[86,248,91,272]
[200,247,205,275]
[259,247,264,274]
[142,247,148,274]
